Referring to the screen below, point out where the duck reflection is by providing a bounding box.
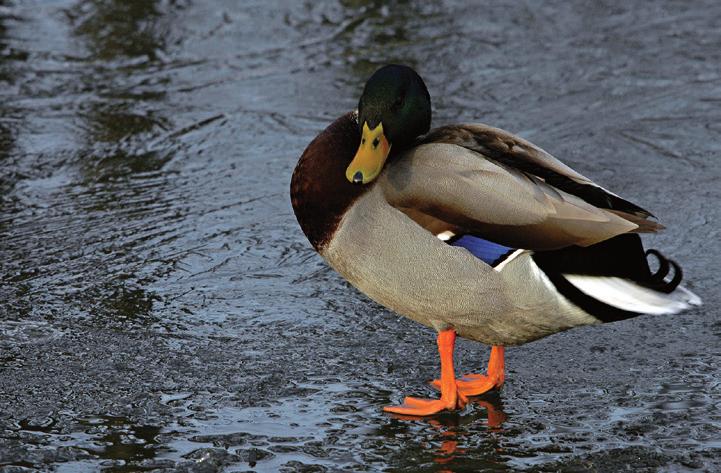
[387,393,507,472]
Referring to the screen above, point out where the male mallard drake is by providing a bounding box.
[290,64,701,416]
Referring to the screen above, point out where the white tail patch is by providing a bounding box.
[564,275,702,315]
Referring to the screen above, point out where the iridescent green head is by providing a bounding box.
[346,65,431,184]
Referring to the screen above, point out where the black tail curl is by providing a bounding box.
[532,234,687,323]
[644,249,682,294]
[532,234,684,296]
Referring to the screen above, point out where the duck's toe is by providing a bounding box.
[430,373,503,396]
[383,391,467,416]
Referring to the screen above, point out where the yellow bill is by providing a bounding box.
[346,121,391,184]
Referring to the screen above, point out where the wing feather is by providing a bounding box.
[419,124,656,218]
[380,141,644,250]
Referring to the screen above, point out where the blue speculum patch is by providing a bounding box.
[449,234,514,266]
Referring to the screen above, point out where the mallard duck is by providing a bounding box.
[290,64,702,416]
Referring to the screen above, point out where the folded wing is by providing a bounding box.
[380,124,662,250]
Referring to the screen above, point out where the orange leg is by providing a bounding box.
[431,345,504,396]
[384,329,468,416]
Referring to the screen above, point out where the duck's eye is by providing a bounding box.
[393,95,405,110]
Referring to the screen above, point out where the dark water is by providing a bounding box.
[1,1,720,471]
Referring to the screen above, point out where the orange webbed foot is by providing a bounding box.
[384,330,471,416]
[431,345,505,397]
[384,389,469,416]
[430,372,503,396]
